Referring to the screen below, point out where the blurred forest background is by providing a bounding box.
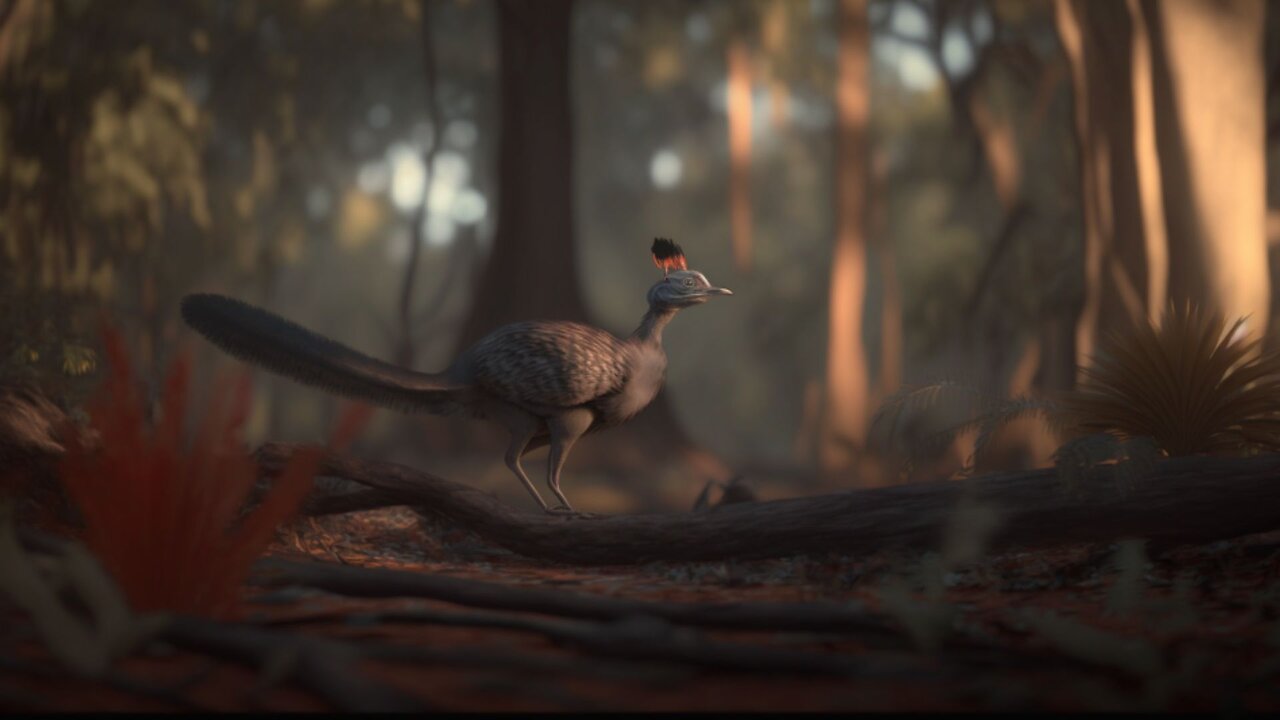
[3,0,1279,512]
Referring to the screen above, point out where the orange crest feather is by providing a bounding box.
[651,238,688,275]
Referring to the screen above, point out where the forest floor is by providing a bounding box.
[5,505,1280,712]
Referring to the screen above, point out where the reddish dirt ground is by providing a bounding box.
[4,507,1280,712]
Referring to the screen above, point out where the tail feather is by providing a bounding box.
[180,293,466,414]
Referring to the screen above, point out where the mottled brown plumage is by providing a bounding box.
[460,321,632,411]
[181,240,731,513]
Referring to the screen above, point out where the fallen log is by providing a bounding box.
[256,443,1280,565]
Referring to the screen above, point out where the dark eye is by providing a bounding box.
[683,278,695,287]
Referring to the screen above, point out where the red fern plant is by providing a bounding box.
[58,323,369,619]
[1065,303,1280,456]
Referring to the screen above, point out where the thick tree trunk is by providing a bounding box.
[1144,0,1269,338]
[1057,0,1269,369]
[455,0,588,351]
[260,443,1280,566]
[821,0,871,474]
[441,0,718,491]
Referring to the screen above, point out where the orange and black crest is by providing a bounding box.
[651,238,688,275]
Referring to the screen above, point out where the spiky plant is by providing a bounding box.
[1065,303,1280,457]
[56,323,369,619]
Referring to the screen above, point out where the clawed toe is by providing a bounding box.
[545,505,596,519]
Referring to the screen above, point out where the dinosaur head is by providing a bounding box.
[646,238,732,309]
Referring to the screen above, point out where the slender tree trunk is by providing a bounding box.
[727,37,754,274]
[455,0,588,352]
[872,150,900,402]
[1127,0,1168,320]
[394,0,443,369]
[820,0,871,474]
[1055,0,1154,372]
[1144,0,1268,338]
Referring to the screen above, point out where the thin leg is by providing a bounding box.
[503,417,547,511]
[545,409,594,512]
[521,434,550,458]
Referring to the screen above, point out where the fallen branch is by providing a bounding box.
[327,607,875,677]
[257,443,1280,565]
[161,616,427,712]
[252,557,899,638]
[0,650,210,712]
[250,558,1117,675]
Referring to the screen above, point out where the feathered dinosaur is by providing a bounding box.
[180,239,731,513]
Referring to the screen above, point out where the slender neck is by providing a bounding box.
[631,305,678,345]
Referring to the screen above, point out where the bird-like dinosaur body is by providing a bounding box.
[180,239,730,513]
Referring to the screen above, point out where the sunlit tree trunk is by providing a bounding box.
[455,0,589,351]
[1058,0,1268,368]
[726,38,754,273]
[1055,0,1155,371]
[1127,0,1168,321]
[1144,0,1268,337]
[820,0,870,474]
[761,0,791,131]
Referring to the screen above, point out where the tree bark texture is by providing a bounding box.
[455,0,588,351]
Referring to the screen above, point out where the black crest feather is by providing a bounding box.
[651,238,687,274]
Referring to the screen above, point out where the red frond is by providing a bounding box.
[329,401,376,452]
[57,319,320,619]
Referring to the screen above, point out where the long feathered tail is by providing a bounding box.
[180,293,467,414]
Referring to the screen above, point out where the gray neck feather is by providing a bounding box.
[631,305,678,345]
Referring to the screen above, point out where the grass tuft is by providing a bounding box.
[1065,303,1280,457]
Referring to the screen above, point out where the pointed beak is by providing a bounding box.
[706,287,733,296]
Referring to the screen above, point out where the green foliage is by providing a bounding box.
[82,48,210,237]
[60,344,96,377]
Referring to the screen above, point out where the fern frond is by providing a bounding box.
[899,394,1058,475]
[968,395,1060,470]
[870,381,985,445]
[869,380,990,462]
